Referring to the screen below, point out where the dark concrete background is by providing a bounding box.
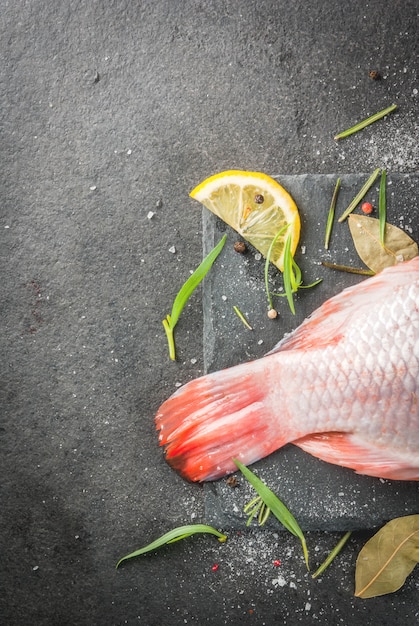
[1,1,418,625]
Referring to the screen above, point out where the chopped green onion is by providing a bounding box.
[282,234,296,314]
[324,178,341,249]
[233,306,253,330]
[272,235,321,314]
[264,226,321,316]
[258,501,271,526]
[379,169,387,246]
[334,104,397,140]
[321,261,375,276]
[312,531,352,579]
[338,169,381,222]
[244,495,271,527]
[233,459,309,570]
[162,234,227,360]
[116,524,227,568]
[264,224,290,309]
[298,278,323,289]
[243,495,263,515]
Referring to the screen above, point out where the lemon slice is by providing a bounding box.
[190,170,300,271]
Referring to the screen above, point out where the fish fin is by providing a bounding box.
[269,257,419,354]
[155,358,291,482]
[294,432,419,481]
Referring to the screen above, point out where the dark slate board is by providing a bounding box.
[202,173,419,531]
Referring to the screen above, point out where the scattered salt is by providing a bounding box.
[89,185,97,191]
[168,246,176,254]
[147,211,155,219]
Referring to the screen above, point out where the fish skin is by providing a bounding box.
[156,257,419,482]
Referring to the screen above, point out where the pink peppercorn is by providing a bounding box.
[361,202,374,214]
[211,563,219,572]
[273,559,281,567]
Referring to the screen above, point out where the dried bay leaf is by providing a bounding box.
[355,514,419,599]
[348,214,418,273]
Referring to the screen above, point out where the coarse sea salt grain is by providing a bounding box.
[147,211,155,219]
[169,246,176,254]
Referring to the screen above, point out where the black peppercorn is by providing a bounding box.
[233,241,247,254]
[254,193,264,204]
[226,476,239,488]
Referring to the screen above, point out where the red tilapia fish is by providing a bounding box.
[156,257,419,482]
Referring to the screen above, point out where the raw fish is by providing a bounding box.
[156,257,419,482]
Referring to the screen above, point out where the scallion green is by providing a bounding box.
[162,234,227,360]
[379,169,387,246]
[233,306,253,330]
[116,524,227,568]
[312,531,352,579]
[324,178,341,249]
[233,458,309,570]
[334,104,397,140]
[338,169,381,222]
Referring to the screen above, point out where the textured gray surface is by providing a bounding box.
[1,1,418,624]
[202,174,419,531]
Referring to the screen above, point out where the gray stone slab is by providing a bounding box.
[202,173,419,531]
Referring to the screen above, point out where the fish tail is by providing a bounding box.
[155,357,287,481]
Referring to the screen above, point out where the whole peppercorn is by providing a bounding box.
[361,202,374,214]
[267,308,278,319]
[233,241,247,254]
[254,193,264,204]
[226,476,239,488]
[368,70,381,80]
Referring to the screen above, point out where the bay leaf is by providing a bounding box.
[355,514,419,599]
[348,214,418,273]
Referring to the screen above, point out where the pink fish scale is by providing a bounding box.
[278,303,416,445]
